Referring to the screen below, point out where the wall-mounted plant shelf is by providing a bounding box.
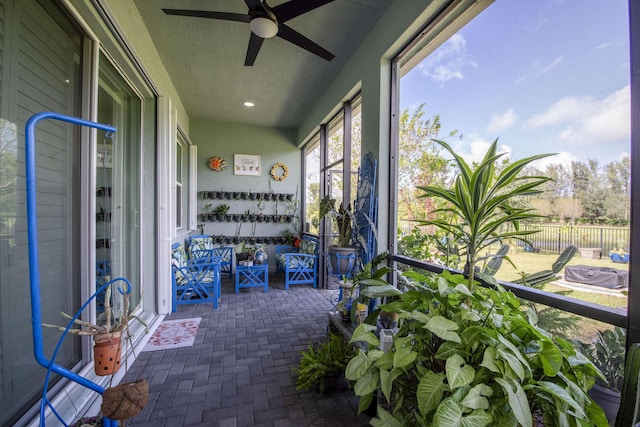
[210,235,294,245]
[199,213,294,223]
[199,190,294,201]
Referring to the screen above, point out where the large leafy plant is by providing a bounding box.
[416,139,553,287]
[346,270,608,426]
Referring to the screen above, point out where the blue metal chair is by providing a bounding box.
[212,246,234,279]
[171,243,221,311]
[275,234,319,290]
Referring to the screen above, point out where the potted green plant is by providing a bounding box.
[320,196,359,276]
[213,203,230,218]
[344,140,608,424]
[346,270,607,426]
[583,327,626,423]
[295,333,355,392]
[44,284,129,376]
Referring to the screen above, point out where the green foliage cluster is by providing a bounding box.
[416,138,553,287]
[319,195,353,247]
[295,333,355,392]
[397,227,461,270]
[345,270,607,426]
[588,327,626,393]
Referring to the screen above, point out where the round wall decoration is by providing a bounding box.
[270,162,288,181]
[208,156,227,171]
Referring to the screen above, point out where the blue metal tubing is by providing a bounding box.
[40,278,131,427]
[25,112,117,426]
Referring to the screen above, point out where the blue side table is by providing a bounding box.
[235,263,268,293]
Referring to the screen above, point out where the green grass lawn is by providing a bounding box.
[488,247,628,342]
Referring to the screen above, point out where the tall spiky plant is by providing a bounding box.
[416,138,554,287]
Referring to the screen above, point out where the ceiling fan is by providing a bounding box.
[163,0,336,66]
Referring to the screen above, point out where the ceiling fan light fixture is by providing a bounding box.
[250,16,278,38]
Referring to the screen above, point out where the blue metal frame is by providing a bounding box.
[235,263,269,293]
[353,152,377,266]
[171,242,221,311]
[275,234,319,289]
[26,112,118,427]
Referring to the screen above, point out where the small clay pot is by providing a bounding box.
[93,331,122,376]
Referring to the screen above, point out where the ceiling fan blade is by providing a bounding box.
[277,24,335,61]
[244,0,264,11]
[245,33,265,66]
[272,0,335,23]
[162,9,250,23]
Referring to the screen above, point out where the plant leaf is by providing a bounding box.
[480,347,500,373]
[446,354,475,390]
[393,343,417,369]
[536,380,586,419]
[361,284,403,298]
[460,384,493,410]
[425,315,461,343]
[539,339,563,376]
[495,378,532,427]
[497,348,525,381]
[432,399,493,427]
[370,406,404,427]
[357,392,374,414]
[380,368,402,403]
[354,370,380,396]
[350,324,379,347]
[345,351,371,380]
[417,371,446,415]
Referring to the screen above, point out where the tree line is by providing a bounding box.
[398,105,631,226]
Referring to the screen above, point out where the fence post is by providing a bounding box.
[600,228,603,258]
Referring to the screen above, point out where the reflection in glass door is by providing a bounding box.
[96,53,141,316]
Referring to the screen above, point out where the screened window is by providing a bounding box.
[304,134,321,234]
[395,0,630,344]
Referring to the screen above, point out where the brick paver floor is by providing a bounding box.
[125,274,371,427]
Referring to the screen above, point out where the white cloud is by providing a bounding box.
[487,108,518,134]
[452,136,512,165]
[537,56,563,75]
[418,34,477,84]
[594,43,612,50]
[531,151,577,170]
[525,85,630,146]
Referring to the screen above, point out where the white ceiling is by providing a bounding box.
[133,0,393,129]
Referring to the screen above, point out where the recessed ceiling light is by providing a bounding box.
[244,101,255,107]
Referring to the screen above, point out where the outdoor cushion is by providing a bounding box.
[300,238,317,255]
[189,235,214,259]
[276,253,314,269]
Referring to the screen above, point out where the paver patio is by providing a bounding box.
[124,274,370,427]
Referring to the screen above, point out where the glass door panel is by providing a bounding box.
[96,53,141,316]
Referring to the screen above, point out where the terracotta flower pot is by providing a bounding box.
[93,331,122,376]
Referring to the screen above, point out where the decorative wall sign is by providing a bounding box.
[234,154,261,176]
[270,162,288,181]
[208,156,227,171]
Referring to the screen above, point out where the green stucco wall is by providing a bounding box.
[191,119,301,252]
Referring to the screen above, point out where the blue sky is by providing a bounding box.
[400,0,630,168]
